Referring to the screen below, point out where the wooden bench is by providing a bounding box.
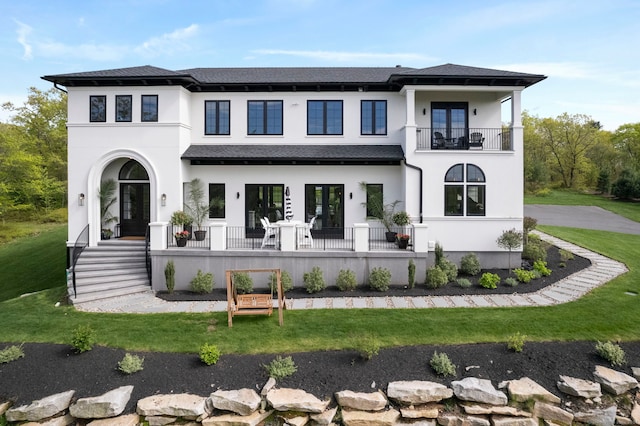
[234,294,273,316]
[226,268,285,327]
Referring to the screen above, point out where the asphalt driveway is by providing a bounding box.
[524,205,640,235]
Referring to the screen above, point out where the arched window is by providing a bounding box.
[119,160,149,180]
[444,163,485,216]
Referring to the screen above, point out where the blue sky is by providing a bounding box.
[1,0,638,130]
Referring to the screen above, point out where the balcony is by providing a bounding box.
[416,128,512,151]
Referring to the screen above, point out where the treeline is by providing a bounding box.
[524,112,640,199]
[0,88,67,222]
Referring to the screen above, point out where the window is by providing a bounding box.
[432,102,468,141]
[361,100,387,135]
[444,163,485,216]
[115,95,132,122]
[364,184,383,218]
[247,100,282,135]
[90,96,106,122]
[307,100,343,135]
[208,184,225,218]
[141,95,158,122]
[205,100,230,135]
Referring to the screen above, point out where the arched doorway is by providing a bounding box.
[119,159,150,237]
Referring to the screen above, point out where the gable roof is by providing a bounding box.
[42,63,545,91]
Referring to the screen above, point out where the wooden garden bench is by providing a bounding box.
[226,268,285,327]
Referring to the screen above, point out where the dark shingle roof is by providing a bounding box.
[181,144,405,165]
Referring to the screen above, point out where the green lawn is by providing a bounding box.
[1,223,639,355]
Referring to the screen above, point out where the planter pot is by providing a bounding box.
[385,231,397,242]
[176,238,188,247]
[397,239,409,249]
[194,230,207,241]
[184,225,193,240]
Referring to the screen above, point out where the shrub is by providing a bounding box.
[460,253,481,276]
[0,344,25,364]
[507,332,526,353]
[303,266,325,294]
[504,277,518,287]
[533,260,552,277]
[514,268,536,284]
[118,353,144,374]
[233,272,253,294]
[71,325,97,353]
[425,266,448,289]
[479,272,500,289]
[269,270,293,292]
[264,355,297,379]
[190,270,214,293]
[369,267,391,292]
[430,351,456,377]
[559,249,574,262]
[353,334,381,360]
[336,269,357,291]
[523,216,538,236]
[434,242,444,265]
[199,343,222,366]
[408,259,416,289]
[456,278,472,288]
[497,228,523,272]
[522,239,548,262]
[164,260,175,293]
[595,341,626,367]
[438,258,458,282]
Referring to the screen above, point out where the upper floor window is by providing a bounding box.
[209,183,225,218]
[205,100,230,135]
[361,100,387,135]
[432,102,468,140]
[115,95,132,122]
[141,95,158,122]
[90,96,106,122]
[444,163,485,216]
[308,100,343,135]
[248,100,282,135]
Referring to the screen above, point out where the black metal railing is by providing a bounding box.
[297,227,354,251]
[416,127,512,151]
[226,226,273,250]
[144,224,151,283]
[70,224,90,298]
[167,225,211,249]
[369,227,414,251]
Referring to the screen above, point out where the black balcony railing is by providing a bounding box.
[416,128,512,151]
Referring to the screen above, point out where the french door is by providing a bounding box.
[119,183,150,237]
[305,184,344,238]
[245,184,284,237]
[432,102,468,141]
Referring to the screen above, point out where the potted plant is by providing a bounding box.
[186,178,215,241]
[393,211,410,227]
[396,233,410,249]
[99,179,118,240]
[174,230,190,247]
[359,182,401,242]
[170,210,193,240]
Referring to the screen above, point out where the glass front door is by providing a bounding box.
[120,183,150,236]
[245,184,284,237]
[305,184,344,238]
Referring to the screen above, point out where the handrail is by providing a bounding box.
[70,224,90,298]
[145,224,152,283]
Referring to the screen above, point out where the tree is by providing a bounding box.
[612,123,640,174]
[497,229,523,273]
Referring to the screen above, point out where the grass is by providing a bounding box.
[1,195,639,356]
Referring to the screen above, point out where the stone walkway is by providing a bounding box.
[74,231,628,314]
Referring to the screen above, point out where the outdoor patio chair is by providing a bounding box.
[260,218,278,249]
[433,131,446,149]
[298,216,316,247]
[469,132,485,149]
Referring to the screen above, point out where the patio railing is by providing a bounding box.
[167,225,211,249]
[369,227,414,251]
[227,226,279,250]
[416,127,512,151]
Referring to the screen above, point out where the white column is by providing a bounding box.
[278,222,297,252]
[412,223,429,253]
[405,88,416,127]
[511,90,522,127]
[149,222,167,250]
[209,222,227,251]
[354,223,369,252]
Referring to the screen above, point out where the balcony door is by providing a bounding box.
[432,102,468,141]
[305,184,344,238]
[245,184,284,237]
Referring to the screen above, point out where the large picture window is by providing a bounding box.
[90,96,106,122]
[248,100,282,135]
[208,184,225,218]
[115,95,132,122]
[444,163,485,216]
[141,95,158,122]
[361,100,387,135]
[307,100,343,135]
[205,100,230,135]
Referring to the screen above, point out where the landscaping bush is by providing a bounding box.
[408,259,416,288]
[118,353,144,374]
[507,332,526,353]
[438,258,458,282]
[199,343,222,366]
[164,260,175,294]
[595,341,626,367]
[0,344,24,364]
[353,334,381,360]
[459,253,481,276]
[533,260,552,277]
[369,267,391,292]
[430,351,456,377]
[71,325,97,353]
[522,236,548,262]
[264,355,297,379]
[269,270,293,292]
[336,269,357,291]
[434,242,444,265]
[425,266,448,289]
[303,266,325,294]
[559,249,574,262]
[456,278,472,288]
[233,272,254,294]
[514,268,536,284]
[479,272,500,289]
[504,277,518,287]
[190,269,214,293]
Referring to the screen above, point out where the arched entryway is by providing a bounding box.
[119,159,150,237]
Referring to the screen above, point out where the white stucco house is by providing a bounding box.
[43,63,545,301]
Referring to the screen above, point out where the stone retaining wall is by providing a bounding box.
[2,364,640,425]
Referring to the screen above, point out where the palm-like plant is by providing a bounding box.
[99,179,118,232]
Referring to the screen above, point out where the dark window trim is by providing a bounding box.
[365,183,383,218]
[307,100,343,135]
[141,95,158,122]
[431,101,468,139]
[115,95,133,122]
[444,163,486,217]
[90,95,106,122]
[247,100,283,135]
[361,100,387,135]
[208,183,225,218]
[205,100,231,135]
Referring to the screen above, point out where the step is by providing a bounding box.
[73,267,148,279]
[76,255,146,265]
[69,277,150,295]
[69,285,152,305]
[75,272,149,287]
[73,262,147,274]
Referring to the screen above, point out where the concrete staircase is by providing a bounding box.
[68,239,151,304]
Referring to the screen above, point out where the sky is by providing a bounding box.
[0,0,638,130]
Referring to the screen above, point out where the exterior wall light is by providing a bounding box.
[161,193,167,206]
[78,193,85,206]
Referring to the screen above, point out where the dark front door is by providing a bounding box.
[120,183,150,236]
[305,184,344,238]
[245,184,284,237]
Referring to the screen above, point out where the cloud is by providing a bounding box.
[14,19,33,60]
[134,24,199,57]
[252,49,433,63]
